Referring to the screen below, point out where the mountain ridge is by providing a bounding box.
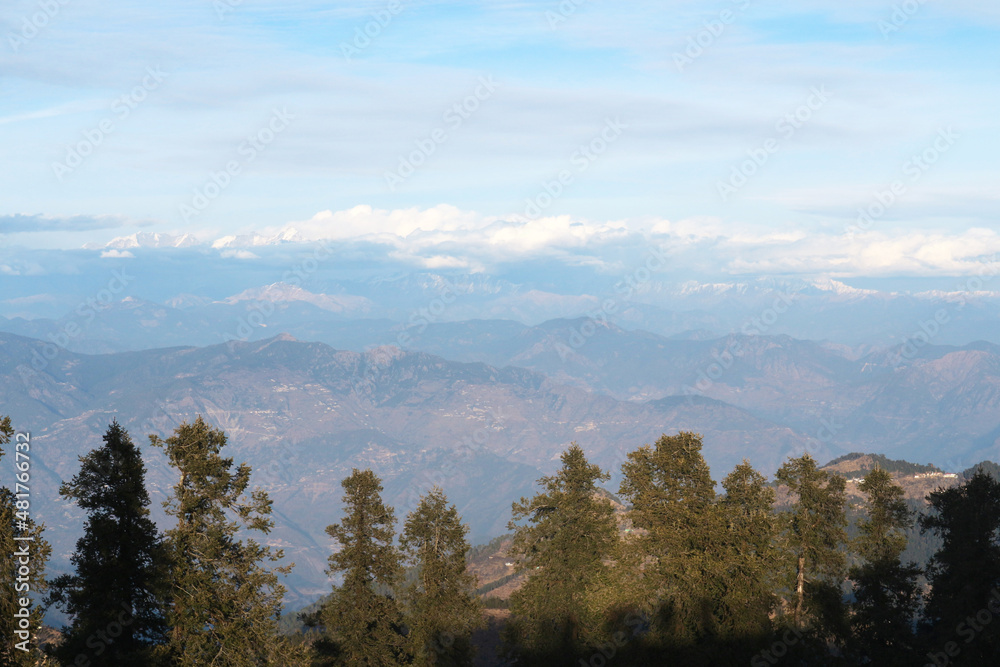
[1,331,821,609]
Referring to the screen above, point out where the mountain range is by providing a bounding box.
[4,260,1000,347]
[0,331,810,608]
[4,273,1000,351]
[3,323,999,609]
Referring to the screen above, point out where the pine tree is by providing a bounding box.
[321,468,408,666]
[400,486,483,667]
[848,467,921,665]
[0,415,52,667]
[920,471,1000,665]
[152,416,302,666]
[504,443,618,666]
[775,454,848,640]
[618,431,720,652]
[47,421,169,666]
[717,461,778,648]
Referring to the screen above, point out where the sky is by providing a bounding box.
[1,0,999,278]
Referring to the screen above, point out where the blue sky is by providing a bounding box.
[1,0,998,278]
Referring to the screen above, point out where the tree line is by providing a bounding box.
[3,415,1000,666]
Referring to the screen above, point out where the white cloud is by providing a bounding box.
[0,293,57,306]
[279,204,486,241]
[724,228,1000,277]
[100,249,135,258]
[220,249,260,260]
[2,0,996,249]
[220,204,1000,279]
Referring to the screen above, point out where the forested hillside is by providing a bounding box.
[5,412,998,666]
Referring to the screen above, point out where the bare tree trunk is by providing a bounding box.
[795,554,805,628]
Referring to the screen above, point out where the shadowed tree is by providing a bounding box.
[848,467,921,665]
[0,415,52,667]
[320,468,408,666]
[920,471,1000,665]
[618,431,721,656]
[716,461,779,651]
[401,486,483,666]
[504,443,618,666]
[775,454,848,646]
[152,416,303,666]
[47,421,169,666]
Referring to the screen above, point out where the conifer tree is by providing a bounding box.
[618,432,720,651]
[848,467,921,665]
[920,471,1000,665]
[152,416,302,666]
[717,461,778,646]
[0,415,52,667]
[321,468,408,666]
[504,444,618,666]
[775,454,848,639]
[48,421,169,666]
[400,486,483,667]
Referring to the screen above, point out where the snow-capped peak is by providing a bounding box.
[809,278,879,296]
[211,229,305,248]
[222,282,371,314]
[84,232,200,250]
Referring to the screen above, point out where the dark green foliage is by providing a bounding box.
[6,406,987,666]
[962,460,1000,482]
[47,421,168,666]
[0,415,52,667]
[716,461,779,646]
[278,594,328,636]
[847,497,942,569]
[920,471,1000,665]
[320,468,408,666]
[481,597,509,609]
[152,416,303,666]
[612,442,783,664]
[848,468,921,665]
[283,532,509,639]
[618,432,721,656]
[775,454,848,641]
[401,487,483,666]
[475,573,517,596]
[901,497,943,567]
[504,443,618,666]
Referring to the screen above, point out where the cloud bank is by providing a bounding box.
[203,205,1000,279]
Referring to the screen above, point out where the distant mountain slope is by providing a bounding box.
[5,296,999,468]
[0,332,816,610]
[822,452,941,477]
[411,322,1000,469]
[5,270,1000,351]
[5,305,1000,464]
